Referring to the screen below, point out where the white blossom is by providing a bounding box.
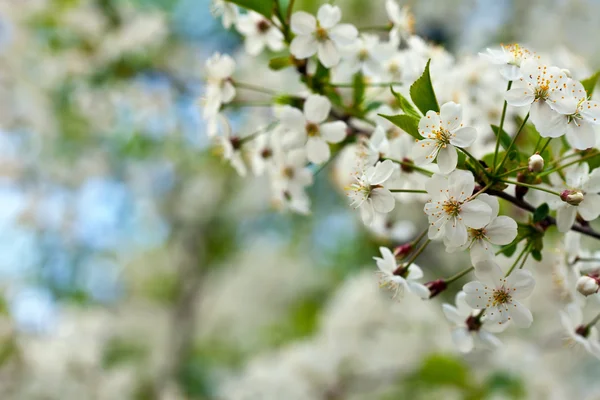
[560,303,600,359]
[347,159,396,225]
[413,102,477,174]
[373,246,429,299]
[464,259,535,328]
[385,0,414,44]
[211,0,238,29]
[236,12,284,56]
[479,44,534,80]
[290,5,358,68]
[204,53,236,117]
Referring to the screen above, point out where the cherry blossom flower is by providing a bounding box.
[479,43,534,80]
[560,303,600,359]
[290,4,358,68]
[213,116,247,176]
[279,95,347,164]
[442,291,503,353]
[413,102,477,174]
[550,80,600,150]
[423,170,492,246]
[236,12,284,56]
[373,246,429,299]
[385,0,414,44]
[504,60,570,138]
[446,194,518,264]
[270,148,313,214]
[340,33,392,76]
[463,259,535,328]
[211,0,238,29]
[347,160,396,225]
[548,163,600,232]
[204,53,236,117]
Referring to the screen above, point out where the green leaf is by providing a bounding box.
[391,86,421,119]
[531,249,542,261]
[491,124,512,150]
[581,71,600,96]
[228,0,273,18]
[353,72,365,109]
[268,56,292,70]
[409,59,439,115]
[533,203,549,223]
[379,114,422,140]
[500,242,517,257]
[416,354,470,389]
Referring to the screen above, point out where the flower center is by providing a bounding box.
[433,127,452,145]
[315,27,329,41]
[256,19,270,33]
[261,148,272,159]
[306,123,320,137]
[442,200,461,217]
[468,227,487,241]
[283,166,295,179]
[388,62,400,74]
[358,49,369,61]
[491,288,512,306]
[534,84,550,100]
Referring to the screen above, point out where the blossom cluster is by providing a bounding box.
[204,0,600,358]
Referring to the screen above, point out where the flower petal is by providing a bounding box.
[460,200,492,229]
[436,145,458,174]
[579,193,600,221]
[485,216,518,245]
[280,106,306,131]
[413,139,439,166]
[407,281,430,299]
[556,204,576,232]
[443,304,465,325]
[566,120,596,150]
[304,95,331,124]
[440,101,462,131]
[452,328,474,353]
[328,24,358,46]
[505,269,535,299]
[531,101,566,138]
[474,259,504,287]
[291,11,317,35]
[450,127,477,147]
[317,4,341,29]
[320,121,347,143]
[369,159,396,185]
[505,86,535,107]
[317,40,340,68]
[306,137,330,164]
[445,218,468,246]
[371,188,395,213]
[508,300,533,328]
[290,35,318,59]
[419,111,441,137]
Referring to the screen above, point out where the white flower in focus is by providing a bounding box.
[373,246,429,299]
[560,303,600,359]
[551,80,600,150]
[204,53,236,117]
[443,291,503,353]
[504,60,570,138]
[211,0,238,29]
[348,160,396,225]
[290,5,358,68]
[479,44,534,80]
[464,259,535,328]
[423,170,492,246]
[279,95,347,164]
[413,102,477,174]
[385,0,414,44]
[446,194,518,264]
[236,12,284,55]
[548,163,600,232]
[340,34,392,76]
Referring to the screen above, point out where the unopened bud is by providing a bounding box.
[576,275,599,296]
[528,153,544,172]
[425,279,447,298]
[393,243,412,258]
[561,190,584,206]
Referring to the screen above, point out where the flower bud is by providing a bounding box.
[393,243,412,258]
[561,190,584,206]
[424,279,447,298]
[528,153,544,172]
[576,275,599,296]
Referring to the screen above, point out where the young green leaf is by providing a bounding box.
[353,72,365,110]
[491,125,512,150]
[533,203,549,223]
[390,86,421,119]
[531,249,542,262]
[410,59,439,115]
[378,114,422,140]
[581,71,600,97]
[268,56,292,71]
[228,0,273,19]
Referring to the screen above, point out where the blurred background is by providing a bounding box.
[2,0,600,399]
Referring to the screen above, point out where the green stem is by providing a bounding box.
[539,151,599,178]
[404,239,431,270]
[505,244,530,277]
[539,138,553,154]
[585,312,600,330]
[233,81,277,95]
[497,112,529,172]
[358,25,392,32]
[501,179,561,197]
[548,152,582,167]
[461,148,491,178]
[533,136,543,153]
[389,189,427,194]
[470,182,493,200]
[445,266,474,284]
[329,82,403,88]
[411,228,429,247]
[493,81,513,169]
[518,247,532,269]
[383,158,434,177]
[497,166,528,178]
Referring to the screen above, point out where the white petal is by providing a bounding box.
[450,127,477,147]
[556,205,576,232]
[280,106,306,131]
[566,120,596,150]
[328,24,358,46]
[306,137,330,164]
[419,111,441,137]
[505,269,535,299]
[473,259,504,287]
[320,121,347,143]
[440,102,462,131]
[317,4,341,29]
[583,168,600,192]
[448,170,475,201]
[304,95,331,124]
[291,11,316,35]
[290,35,318,59]
[412,139,439,166]
[505,86,534,106]
[360,200,375,225]
[531,101,566,138]
[579,193,600,221]
[485,216,517,245]
[374,246,396,274]
[369,159,395,185]
[221,81,236,103]
[452,328,474,353]
[425,173,448,198]
[436,145,458,174]
[244,35,265,55]
[460,200,492,229]
[476,194,499,218]
[508,301,533,328]
[407,281,430,299]
[500,64,521,81]
[443,304,465,325]
[478,331,502,348]
[371,188,395,213]
[455,291,472,316]
[445,218,468,246]
[470,240,493,264]
[580,101,600,122]
[317,40,340,68]
[406,264,423,280]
